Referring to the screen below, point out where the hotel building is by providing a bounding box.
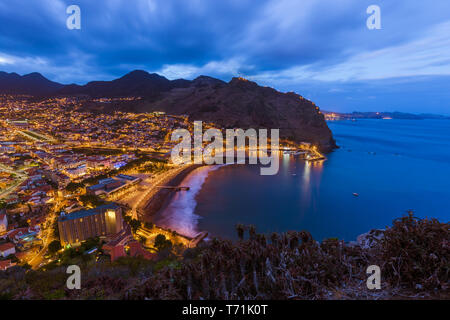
[58,203,124,246]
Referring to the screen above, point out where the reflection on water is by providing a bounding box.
[303,161,311,184]
[301,161,311,209]
[152,165,224,237]
[301,160,324,211]
[154,120,450,241]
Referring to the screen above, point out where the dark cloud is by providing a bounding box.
[0,0,449,113]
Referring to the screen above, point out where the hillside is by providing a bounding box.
[0,214,447,300]
[149,76,335,150]
[0,72,63,95]
[0,70,336,151]
[56,70,191,99]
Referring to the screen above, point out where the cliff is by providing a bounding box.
[148,76,336,151]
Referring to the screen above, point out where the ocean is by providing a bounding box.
[153,119,450,241]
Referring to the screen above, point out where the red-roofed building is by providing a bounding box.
[109,245,127,261]
[128,240,156,260]
[102,225,133,262]
[28,215,46,227]
[15,250,31,261]
[0,242,16,257]
[102,225,155,262]
[7,226,40,244]
[0,259,16,271]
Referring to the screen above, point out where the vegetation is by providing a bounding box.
[128,219,142,234]
[138,235,147,244]
[378,214,449,290]
[144,222,154,229]
[51,220,60,239]
[79,194,105,208]
[122,213,141,232]
[81,172,117,187]
[57,237,101,266]
[65,182,85,193]
[117,156,168,174]
[48,240,62,254]
[0,215,447,300]
[136,162,168,174]
[72,147,124,156]
[154,234,173,252]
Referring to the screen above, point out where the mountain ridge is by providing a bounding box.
[0,71,64,95]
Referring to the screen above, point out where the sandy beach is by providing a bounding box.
[136,164,204,222]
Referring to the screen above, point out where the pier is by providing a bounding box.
[188,231,208,248]
[156,185,190,191]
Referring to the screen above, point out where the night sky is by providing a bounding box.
[1,0,449,114]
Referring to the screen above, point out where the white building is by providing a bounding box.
[0,242,15,258]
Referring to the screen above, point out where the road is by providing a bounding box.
[0,164,28,200]
[0,158,56,268]
[28,206,59,269]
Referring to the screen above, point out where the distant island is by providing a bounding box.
[324,111,450,120]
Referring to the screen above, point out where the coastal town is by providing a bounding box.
[0,94,323,272]
[0,94,202,271]
[1,0,449,306]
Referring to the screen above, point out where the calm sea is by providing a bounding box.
[154,119,450,241]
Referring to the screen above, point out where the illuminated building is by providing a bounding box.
[0,242,16,258]
[58,203,124,246]
[86,174,141,199]
[0,211,8,234]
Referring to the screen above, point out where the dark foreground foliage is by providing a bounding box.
[379,215,449,291]
[0,215,448,300]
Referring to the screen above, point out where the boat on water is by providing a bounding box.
[353,193,359,197]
